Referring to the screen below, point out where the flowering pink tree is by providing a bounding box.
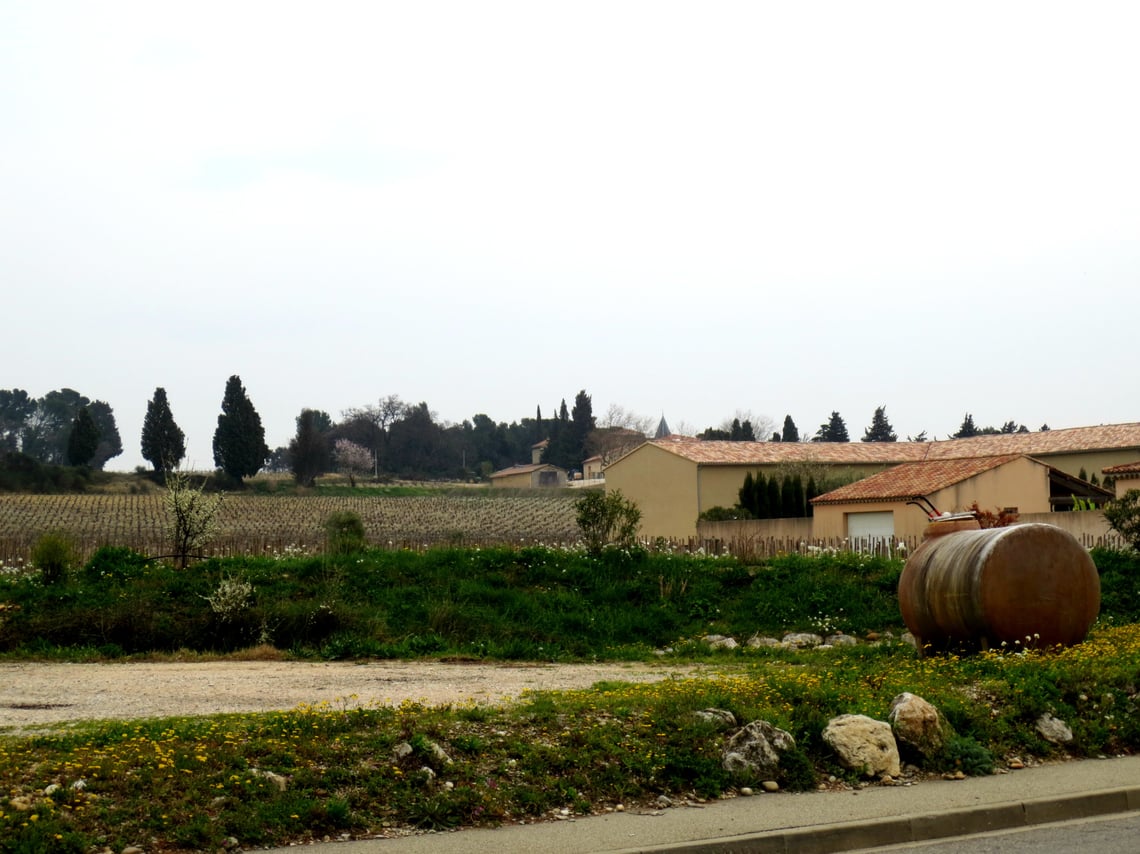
[334,439,372,487]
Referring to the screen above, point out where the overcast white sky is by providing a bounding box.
[3,1,1138,471]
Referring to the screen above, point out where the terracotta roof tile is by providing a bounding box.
[812,456,1023,504]
[489,463,560,479]
[643,422,1140,466]
[1103,460,1140,475]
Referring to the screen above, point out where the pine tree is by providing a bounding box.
[141,387,186,476]
[954,413,979,439]
[812,411,850,442]
[212,375,269,483]
[861,406,898,442]
[781,415,799,443]
[66,406,100,466]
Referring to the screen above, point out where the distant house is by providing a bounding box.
[603,423,1140,539]
[531,439,549,465]
[583,455,604,481]
[489,462,567,489]
[1103,461,1140,498]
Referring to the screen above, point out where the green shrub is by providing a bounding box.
[82,545,150,584]
[325,510,367,554]
[575,490,641,553]
[937,735,995,776]
[30,531,78,585]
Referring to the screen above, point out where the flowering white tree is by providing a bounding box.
[165,469,224,568]
[334,439,372,487]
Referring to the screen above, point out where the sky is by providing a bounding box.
[3,1,1138,472]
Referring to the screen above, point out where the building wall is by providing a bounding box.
[604,445,699,539]
[813,457,1053,541]
[1112,474,1140,499]
[490,471,534,489]
[1033,450,1140,481]
[930,456,1052,518]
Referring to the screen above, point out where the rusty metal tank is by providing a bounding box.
[898,520,1100,653]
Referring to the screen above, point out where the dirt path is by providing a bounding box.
[0,661,713,734]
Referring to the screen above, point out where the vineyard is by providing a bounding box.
[0,492,583,562]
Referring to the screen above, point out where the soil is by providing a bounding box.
[0,660,713,734]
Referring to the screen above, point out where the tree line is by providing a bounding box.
[2,381,1057,490]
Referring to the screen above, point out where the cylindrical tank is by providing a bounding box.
[898,523,1100,652]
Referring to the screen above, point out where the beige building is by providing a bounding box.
[603,423,1140,539]
[488,463,567,489]
[1103,461,1140,498]
[811,455,1111,542]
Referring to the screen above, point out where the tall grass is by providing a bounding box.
[0,546,912,659]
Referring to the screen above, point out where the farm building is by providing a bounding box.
[810,455,1113,542]
[603,423,1140,540]
[488,462,567,489]
[1103,460,1140,498]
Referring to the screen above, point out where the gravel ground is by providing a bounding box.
[0,660,712,734]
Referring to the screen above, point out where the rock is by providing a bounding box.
[722,720,797,778]
[43,783,61,796]
[656,795,673,808]
[1007,757,1025,769]
[900,632,917,648]
[825,633,858,647]
[739,787,754,796]
[8,796,33,811]
[782,632,823,649]
[426,739,453,765]
[822,714,901,778]
[888,693,948,759]
[746,635,781,648]
[250,768,288,791]
[1036,713,1073,744]
[693,708,737,730]
[122,847,145,854]
[392,742,413,761]
[703,634,739,650]
[761,780,780,792]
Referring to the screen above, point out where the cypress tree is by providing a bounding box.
[791,474,806,517]
[212,375,269,483]
[141,387,186,476]
[766,476,781,518]
[754,472,769,518]
[781,474,798,518]
[781,415,800,443]
[739,471,755,515]
[66,405,100,466]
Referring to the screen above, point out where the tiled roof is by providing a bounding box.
[921,423,1140,459]
[812,456,1023,504]
[489,463,559,479]
[1103,460,1140,475]
[641,422,1140,466]
[647,437,924,465]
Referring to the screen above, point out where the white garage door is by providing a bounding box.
[846,511,895,546]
